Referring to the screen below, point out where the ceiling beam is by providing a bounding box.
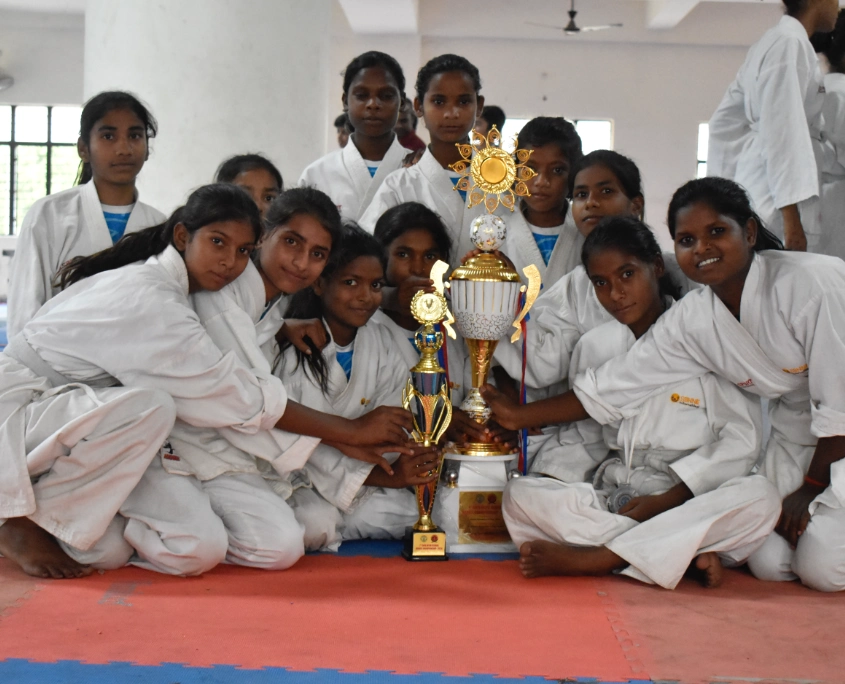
[646,0,700,29]
[338,0,418,34]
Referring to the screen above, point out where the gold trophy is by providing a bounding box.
[432,127,542,554]
[447,126,542,457]
[401,262,454,561]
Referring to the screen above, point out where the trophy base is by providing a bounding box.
[402,527,448,561]
[445,441,518,458]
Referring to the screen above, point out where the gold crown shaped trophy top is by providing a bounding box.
[446,126,542,457]
[401,261,455,560]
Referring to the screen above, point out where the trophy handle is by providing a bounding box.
[430,260,457,340]
[510,264,542,343]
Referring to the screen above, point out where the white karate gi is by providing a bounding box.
[499,204,583,292]
[2,246,289,576]
[276,318,417,551]
[8,181,165,338]
[505,312,779,590]
[162,261,320,571]
[708,16,826,246]
[573,251,845,591]
[819,72,845,260]
[493,253,698,400]
[359,149,497,267]
[299,137,410,222]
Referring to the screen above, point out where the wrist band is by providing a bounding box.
[804,475,828,488]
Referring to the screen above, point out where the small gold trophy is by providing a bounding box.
[401,261,455,561]
[447,127,542,457]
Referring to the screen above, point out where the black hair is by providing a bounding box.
[214,153,283,191]
[282,223,386,393]
[571,150,644,213]
[373,201,453,266]
[582,216,680,301]
[342,51,406,96]
[480,105,506,131]
[519,117,583,171]
[814,10,845,71]
[782,0,807,17]
[76,91,157,185]
[667,177,784,252]
[57,183,261,289]
[258,186,343,255]
[334,113,349,129]
[415,54,482,101]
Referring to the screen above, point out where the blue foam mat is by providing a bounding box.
[333,539,518,561]
[0,661,645,684]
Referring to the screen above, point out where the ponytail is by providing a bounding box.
[56,183,261,289]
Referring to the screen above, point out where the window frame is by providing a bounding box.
[2,104,80,236]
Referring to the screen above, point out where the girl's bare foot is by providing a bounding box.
[518,540,626,579]
[690,552,723,588]
[0,518,92,579]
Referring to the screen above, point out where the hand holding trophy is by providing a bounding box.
[401,261,455,561]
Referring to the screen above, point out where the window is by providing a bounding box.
[0,105,83,236]
[498,118,614,154]
[697,123,709,178]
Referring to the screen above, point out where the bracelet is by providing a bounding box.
[804,475,828,488]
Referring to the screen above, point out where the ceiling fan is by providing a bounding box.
[526,0,623,35]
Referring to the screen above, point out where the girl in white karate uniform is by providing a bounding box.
[215,153,283,220]
[359,54,488,264]
[485,177,845,593]
[818,13,845,259]
[299,52,410,222]
[276,224,440,551]
[707,0,840,251]
[497,117,584,291]
[493,150,646,403]
[8,91,166,337]
[1,185,413,579]
[501,218,779,589]
[0,184,261,579]
[164,187,350,572]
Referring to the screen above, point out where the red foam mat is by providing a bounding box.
[0,556,635,681]
[2,555,845,683]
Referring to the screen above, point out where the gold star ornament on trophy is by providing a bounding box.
[401,261,454,561]
[446,126,542,458]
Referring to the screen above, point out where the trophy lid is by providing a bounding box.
[450,253,521,283]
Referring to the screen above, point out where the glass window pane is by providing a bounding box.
[51,106,82,144]
[697,161,708,179]
[575,120,613,154]
[697,123,709,163]
[14,145,48,233]
[0,144,9,236]
[50,145,81,194]
[0,106,10,143]
[14,106,48,143]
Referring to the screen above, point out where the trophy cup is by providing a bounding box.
[435,126,542,553]
[401,261,454,561]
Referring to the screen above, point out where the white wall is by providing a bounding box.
[0,10,84,106]
[1,2,780,242]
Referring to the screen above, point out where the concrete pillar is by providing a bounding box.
[84,0,332,212]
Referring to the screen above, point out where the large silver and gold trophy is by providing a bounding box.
[401,262,454,561]
[436,127,542,553]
